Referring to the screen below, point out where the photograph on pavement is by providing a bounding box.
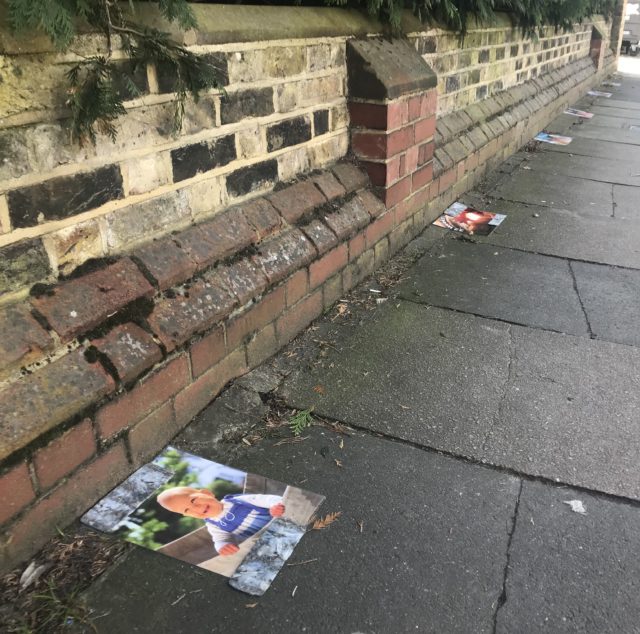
[564,107,594,119]
[81,446,325,595]
[534,132,573,145]
[433,201,506,236]
[587,90,613,97]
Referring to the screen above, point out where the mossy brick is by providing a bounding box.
[31,258,154,342]
[246,323,279,367]
[171,135,236,182]
[0,304,53,378]
[91,323,162,384]
[147,275,237,351]
[7,165,123,229]
[241,198,283,241]
[0,239,51,297]
[358,190,386,218]
[226,160,278,198]
[220,87,274,125]
[347,38,436,101]
[267,180,326,225]
[323,195,370,240]
[266,116,312,153]
[311,172,346,200]
[33,418,96,491]
[173,209,254,270]
[301,218,338,255]
[332,163,370,193]
[0,350,115,462]
[313,109,330,136]
[132,238,197,291]
[217,259,268,305]
[253,229,316,284]
[0,462,35,525]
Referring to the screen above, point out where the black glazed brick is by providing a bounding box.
[313,110,330,136]
[112,60,148,100]
[226,160,278,197]
[495,47,506,60]
[220,87,274,125]
[476,85,488,100]
[445,75,460,93]
[7,165,124,229]
[157,52,229,93]
[479,49,490,63]
[416,36,437,55]
[266,116,312,153]
[510,45,519,57]
[0,238,51,296]
[171,135,237,182]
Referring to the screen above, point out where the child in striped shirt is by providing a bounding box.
[157,486,285,556]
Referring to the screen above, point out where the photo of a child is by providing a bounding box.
[433,202,506,236]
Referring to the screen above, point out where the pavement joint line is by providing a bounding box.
[567,260,595,339]
[611,182,618,218]
[300,410,640,510]
[492,480,523,634]
[511,164,640,188]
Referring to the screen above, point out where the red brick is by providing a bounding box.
[331,163,370,193]
[381,176,412,208]
[457,160,466,181]
[1,442,130,571]
[133,238,197,290]
[33,419,96,490]
[439,167,457,193]
[348,100,408,130]
[31,259,154,342]
[286,270,309,307]
[405,145,420,173]
[467,151,479,171]
[431,177,440,198]
[92,323,162,384]
[0,462,35,525]
[268,181,326,224]
[418,142,435,166]
[360,158,401,187]
[310,244,348,289]
[276,291,323,345]
[253,229,316,285]
[323,274,343,311]
[408,95,422,121]
[412,162,434,191]
[414,116,436,143]
[352,127,414,160]
[128,401,177,466]
[301,219,338,255]
[217,259,268,305]
[241,198,283,241]
[358,190,386,218]
[365,211,396,247]
[349,233,366,261]
[0,304,53,379]
[422,90,438,117]
[311,173,345,200]
[247,323,278,368]
[96,355,190,439]
[147,273,237,351]
[323,196,370,240]
[190,326,226,378]
[174,349,247,427]
[226,286,286,350]
[0,350,115,462]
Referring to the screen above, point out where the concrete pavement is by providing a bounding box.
[76,66,640,633]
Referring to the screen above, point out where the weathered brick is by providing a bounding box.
[267,116,312,152]
[8,165,123,229]
[374,236,390,266]
[267,181,326,224]
[241,198,283,241]
[0,351,114,461]
[323,273,343,310]
[301,218,338,254]
[171,135,236,182]
[382,176,412,208]
[217,259,268,305]
[128,401,178,466]
[147,274,237,351]
[31,259,154,342]
[323,196,370,240]
[247,323,278,367]
[352,127,414,160]
[311,172,345,200]
[220,87,274,125]
[349,233,366,261]
[0,239,51,297]
[332,163,370,193]
[285,269,309,307]
[174,348,247,427]
[0,304,53,378]
[313,109,330,136]
[418,142,435,166]
[414,116,436,143]
[226,160,278,198]
[276,290,323,345]
[132,238,197,290]
[412,162,434,191]
[365,211,395,247]
[253,230,316,284]
[0,462,35,525]
[91,323,162,384]
[310,244,348,289]
[348,100,409,130]
[96,356,189,439]
[190,326,226,378]
[358,190,386,218]
[33,419,96,490]
[1,442,130,572]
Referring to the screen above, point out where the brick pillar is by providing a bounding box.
[589,27,605,70]
[346,38,437,209]
[610,0,629,56]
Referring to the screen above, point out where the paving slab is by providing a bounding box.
[592,97,640,111]
[456,198,640,271]
[496,480,640,634]
[572,261,640,347]
[589,104,640,119]
[613,184,640,218]
[493,171,614,217]
[569,124,640,145]
[541,136,640,162]
[282,301,512,458]
[78,429,520,634]
[521,150,640,185]
[397,240,589,335]
[482,327,640,500]
[569,114,640,128]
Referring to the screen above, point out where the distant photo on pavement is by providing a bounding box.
[534,132,573,145]
[564,107,594,119]
[433,202,507,236]
[82,446,325,595]
[587,90,613,98]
